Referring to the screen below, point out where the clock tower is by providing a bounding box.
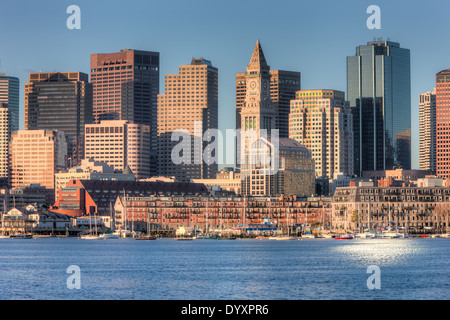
[239,40,278,196]
[240,39,276,136]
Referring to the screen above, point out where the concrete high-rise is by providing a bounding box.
[236,70,300,138]
[157,58,218,182]
[90,49,159,175]
[347,41,411,175]
[84,120,151,180]
[25,72,93,167]
[9,130,67,191]
[436,69,450,178]
[0,75,19,132]
[289,89,354,178]
[419,89,436,173]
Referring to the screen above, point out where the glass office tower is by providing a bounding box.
[347,41,411,176]
[0,75,19,132]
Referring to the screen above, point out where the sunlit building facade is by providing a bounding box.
[289,89,353,178]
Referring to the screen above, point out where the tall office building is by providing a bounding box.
[25,72,93,167]
[0,103,10,185]
[90,49,159,175]
[9,130,67,191]
[236,70,300,138]
[84,120,151,180]
[157,58,218,182]
[347,40,411,176]
[0,75,19,132]
[419,89,436,173]
[289,89,354,178]
[436,69,450,178]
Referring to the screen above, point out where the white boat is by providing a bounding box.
[80,234,104,240]
[382,232,401,239]
[335,234,354,240]
[356,233,376,239]
[274,236,296,240]
[0,235,11,239]
[302,234,315,239]
[99,233,119,239]
[11,234,33,239]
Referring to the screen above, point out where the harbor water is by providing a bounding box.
[0,237,448,300]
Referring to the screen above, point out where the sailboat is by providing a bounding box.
[217,199,236,240]
[197,197,219,240]
[99,203,120,239]
[136,211,157,240]
[275,208,296,240]
[80,210,103,240]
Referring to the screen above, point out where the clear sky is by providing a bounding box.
[1,0,449,169]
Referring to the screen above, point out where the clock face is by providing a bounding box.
[250,81,257,90]
[263,80,268,89]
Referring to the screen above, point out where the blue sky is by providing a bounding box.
[1,0,449,169]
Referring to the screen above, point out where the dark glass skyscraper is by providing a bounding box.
[25,72,93,167]
[347,41,411,176]
[0,75,19,132]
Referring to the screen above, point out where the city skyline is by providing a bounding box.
[1,0,450,170]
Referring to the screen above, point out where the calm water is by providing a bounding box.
[0,237,448,300]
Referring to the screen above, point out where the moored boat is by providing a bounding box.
[335,234,354,240]
[10,234,33,239]
[136,235,157,240]
[382,232,401,239]
[175,237,194,241]
[80,234,104,240]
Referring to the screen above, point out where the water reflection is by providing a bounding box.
[333,239,424,267]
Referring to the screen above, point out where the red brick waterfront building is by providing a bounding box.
[114,195,331,232]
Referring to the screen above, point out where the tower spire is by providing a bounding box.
[247,39,269,73]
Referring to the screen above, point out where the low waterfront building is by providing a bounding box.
[192,169,242,195]
[55,158,136,198]
[51,179,209,217]
[0,206,39,235]
[0,184,53,212]
[9,184,53,209]
[332,183,450,232]
[114,194,331,233]
[362,169,433,186]
[414,176,448,188]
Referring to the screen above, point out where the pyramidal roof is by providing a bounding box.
[123,164,134,175]
[247,39,269,72]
